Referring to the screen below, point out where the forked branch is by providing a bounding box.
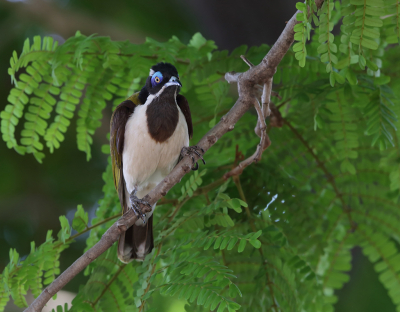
[223,56,273,179]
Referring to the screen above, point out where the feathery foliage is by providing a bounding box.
[1,1,400,311]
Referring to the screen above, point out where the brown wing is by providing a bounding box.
[176,94,193,139]
[110,92,142,212]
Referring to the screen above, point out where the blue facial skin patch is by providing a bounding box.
[151,71,163,87]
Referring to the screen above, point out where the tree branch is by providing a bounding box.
[25,2,325,311]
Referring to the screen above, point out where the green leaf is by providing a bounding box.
[330,71,336,87]
[238,239,247,253]
[359,55,366,69]
[72,205,88,232]
[340,159,356,174]
[293,42,304,52]
[333,71,345,84]
[296,2,306,10]
[228,301,241,310]
[374,75,390,85]
[366,59,379,71]
[251,230,263,240]
[249,239,262,249]
[189,32,209,50]
[217,301,227,312]
[214,236,223,249]
[227,237,239,250]
[219,236,231,250]
[226,199,242,213]
[346,70,358,85]
[57,216,71,243]
[360,37,379,50]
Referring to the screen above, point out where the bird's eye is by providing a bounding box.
[151,71,163,87]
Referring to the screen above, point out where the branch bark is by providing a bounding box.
[25,2,324,311]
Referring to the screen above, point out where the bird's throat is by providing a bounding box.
[146,89,179,143]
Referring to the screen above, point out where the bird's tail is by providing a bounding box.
[117,214,154,263]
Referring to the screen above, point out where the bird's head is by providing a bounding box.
[145,62,181,97]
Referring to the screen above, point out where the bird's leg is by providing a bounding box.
[180,146,206,171]
[129,190,152,224]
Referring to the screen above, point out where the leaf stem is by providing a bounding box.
[55,213,120,248]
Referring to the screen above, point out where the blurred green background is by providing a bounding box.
[0,0,395,311]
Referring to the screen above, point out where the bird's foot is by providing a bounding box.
[180,146,206,171]
[129,194,152,224]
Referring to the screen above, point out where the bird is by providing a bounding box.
[110,62,205,263]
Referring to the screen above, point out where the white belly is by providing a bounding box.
[122,101,189,224]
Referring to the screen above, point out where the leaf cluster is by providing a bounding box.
[1,1,400,310]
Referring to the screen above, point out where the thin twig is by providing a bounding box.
[158,197,178,206]
[261,79,272,117]
[91,265,125,307]
[193,177,225,196]
[271,91,282,100]
[62,214,120,246]
[276,97,291,109]
[240,55,254,67]
[167,198,190,223]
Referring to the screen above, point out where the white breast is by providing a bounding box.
[122,99,189,224]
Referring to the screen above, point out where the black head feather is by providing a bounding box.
[151,62,179,77]
[139,62,181,102]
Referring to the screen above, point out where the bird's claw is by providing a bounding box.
[181,146,206,171]
[130,194,151,224]
[131,205,146,224]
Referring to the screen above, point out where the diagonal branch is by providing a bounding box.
[25,2,325,311]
